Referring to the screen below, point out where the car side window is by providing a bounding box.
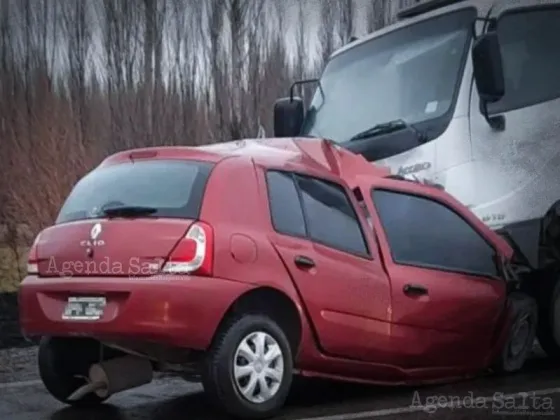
[372,189,498,277]
[295,175,369,257]
[265,171,306,237]
[487,8,560,114]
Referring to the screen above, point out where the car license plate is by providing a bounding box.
[62,297,106,321]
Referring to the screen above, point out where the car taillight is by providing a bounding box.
[162,222,214,276]
[27,233,41,274]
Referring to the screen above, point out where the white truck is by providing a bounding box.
[273,0,560,359]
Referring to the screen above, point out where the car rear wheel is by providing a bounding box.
[494,292,538,373]
[38,336,108,406]
[202,314,293,419]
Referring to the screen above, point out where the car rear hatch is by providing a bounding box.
[34,158,214,278]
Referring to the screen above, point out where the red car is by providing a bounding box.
[19,138,537,419]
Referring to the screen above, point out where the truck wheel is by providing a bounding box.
[38,336,107,406]
[202,314,293,419]
[494,293,538,373]
[536,276,560,361]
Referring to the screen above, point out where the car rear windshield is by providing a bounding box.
[56,159,214,223]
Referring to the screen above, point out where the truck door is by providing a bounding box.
[262,169,393,363]
[366,184,507,370]
[469,5,560,230]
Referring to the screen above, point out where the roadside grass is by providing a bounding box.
[0,247,28,293]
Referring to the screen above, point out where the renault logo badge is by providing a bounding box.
[80,223,105,248]
[90,223,102,240]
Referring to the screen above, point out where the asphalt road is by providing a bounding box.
[1,347,560,420]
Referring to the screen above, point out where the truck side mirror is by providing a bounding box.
[273,97,304,137]
[472,31,505,103]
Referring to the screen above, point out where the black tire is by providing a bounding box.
[493,292,538,373]
[536,275,560,361]
[38,336,108,406]
[202,314,294,419]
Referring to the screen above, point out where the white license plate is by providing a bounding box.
[62,297,106,321]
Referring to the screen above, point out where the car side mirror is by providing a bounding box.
[472,31,505,103]
[273,97,304,137]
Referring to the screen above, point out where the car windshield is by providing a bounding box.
[301,8,475,144]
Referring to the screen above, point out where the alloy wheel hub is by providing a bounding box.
[233,331,284,404]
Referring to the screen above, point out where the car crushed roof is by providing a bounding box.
[101,137,392,181]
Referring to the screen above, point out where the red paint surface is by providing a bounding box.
[19,137,514,385]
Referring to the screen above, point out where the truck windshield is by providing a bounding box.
[301,8,475,145]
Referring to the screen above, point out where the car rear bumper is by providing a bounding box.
[18,275,253,350]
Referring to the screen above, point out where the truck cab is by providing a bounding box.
[273,0,560,360]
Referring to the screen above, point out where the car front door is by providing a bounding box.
[262,169,393,363]
[366,183,507,370]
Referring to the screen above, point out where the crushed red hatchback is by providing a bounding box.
[19,138,538,419]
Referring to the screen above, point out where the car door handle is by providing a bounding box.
[403,284,428,296]
[294,255,315,268]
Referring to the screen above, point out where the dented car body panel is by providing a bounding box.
[20,138,516,389]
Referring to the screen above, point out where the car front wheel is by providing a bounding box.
[202,314,294,419]
[494,292,538,373]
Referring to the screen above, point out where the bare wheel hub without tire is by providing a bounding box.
[233,331,284,404]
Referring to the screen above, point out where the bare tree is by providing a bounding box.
[101,0,143,151]
[22,0,33,128]
[0,0,302,278]
[367,0,393,32]
[0,0,11,77]
[64,0,90,144]
[142,0,165,142]
[338,0,355,44]
[318,0,338,67]
[224,0,264,140]
[246,1,267,136]
[206,0,227,140]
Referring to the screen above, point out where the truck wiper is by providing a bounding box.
[100,205,158,218]
[347,119,427,143]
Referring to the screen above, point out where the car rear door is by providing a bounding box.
[365,181,507,370]
[263,169,393,363]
